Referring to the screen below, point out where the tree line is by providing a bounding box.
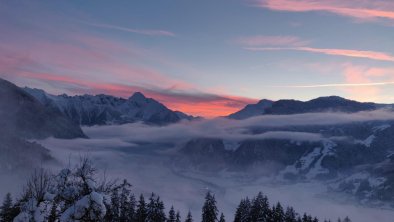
[0,158,350,222]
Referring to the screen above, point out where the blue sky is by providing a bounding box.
[1,0,394,116]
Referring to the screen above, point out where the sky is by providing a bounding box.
[1,0,394,117]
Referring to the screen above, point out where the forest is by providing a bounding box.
[0,158,351,222]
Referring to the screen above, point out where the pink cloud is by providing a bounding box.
[235,35,309,47]
[1,24,257,117]
[255,0,394,21]
[272,63,394,102]
[9,71,256,117]
[245,46,394,62]
[0,32,190,88]
[342,64,382,101]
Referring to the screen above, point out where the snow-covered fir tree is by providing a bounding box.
[234,197,251,222]
[271,202,285,222]
[185,211,193,222]
[201,192,218,222]
[146,193,166,222]
[219,212,225,222]
[284,207,297,222]
[168,206,176,222]
[0,193,18,222]
[250,192,270,222]
[2,158,352,222]
[135,194,147,222]
[175,211,181,222]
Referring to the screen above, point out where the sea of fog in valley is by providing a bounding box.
[0,115,393,221]
[3,111,394,221]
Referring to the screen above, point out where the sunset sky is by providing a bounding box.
[1,0,394,117]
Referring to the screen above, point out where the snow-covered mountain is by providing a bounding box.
[228,99,273,120]
[23,88,195,126]
[0,78,83,172]
[177,120,394,205]
[228,96,389,119]
[0,78,85,139]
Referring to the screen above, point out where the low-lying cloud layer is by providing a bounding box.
[31,110,394,222]
[84,109,394,144]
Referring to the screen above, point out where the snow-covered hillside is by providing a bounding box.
[24,88,195,126]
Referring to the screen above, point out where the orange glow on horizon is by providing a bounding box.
[14,72,257,118]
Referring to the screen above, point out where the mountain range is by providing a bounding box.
[0,79,85,139]
[0,78,85,171]
[178,120,394,205]
[23,87,195,126]
[228,96,391,119]
[3,77,394,206]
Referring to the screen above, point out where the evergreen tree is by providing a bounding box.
[47,202,58,222]
[110,187,120,221]
[118,180,134,222]
[2,158,352,222]
[147,193,166,222]
[301,213,313,222]
[202,192,218,222]
[250,192,270,222]
[219,213,225,222]
[234,197,251,222]
[185,211,193,222]
[284,207,297,222]
[125,193,137,221]
[271,202,284,222]
[0,193,14,222]
[168,206,176,222]
[176,211,181,222]
[136,194,148,222]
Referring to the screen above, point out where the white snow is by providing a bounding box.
[60,192,106,222]
[356,135,376,147]
[372,124,391,133]
[280,140,336,180]
[355,124,390,147]
[223,141,240,151]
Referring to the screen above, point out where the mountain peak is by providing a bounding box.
[257,99,274,105]
[314,96,347,101]
[129,92,147,102]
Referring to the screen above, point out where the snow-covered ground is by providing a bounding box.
[15,124,392,222]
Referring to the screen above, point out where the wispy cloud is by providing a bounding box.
[269,64,394,102]
[0,21,251,117]
[7,71,256,118]
[235,35,309,47]
[82,22,175,37]
[273,82,394,88]
[245,47,394,62]
[254,0,394,22]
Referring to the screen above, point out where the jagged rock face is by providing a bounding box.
[0,79,86,139]
[24,88,194,126]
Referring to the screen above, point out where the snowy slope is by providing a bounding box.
[228,99,273,120]
[23,88,195,126]
[0,79,85,139]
